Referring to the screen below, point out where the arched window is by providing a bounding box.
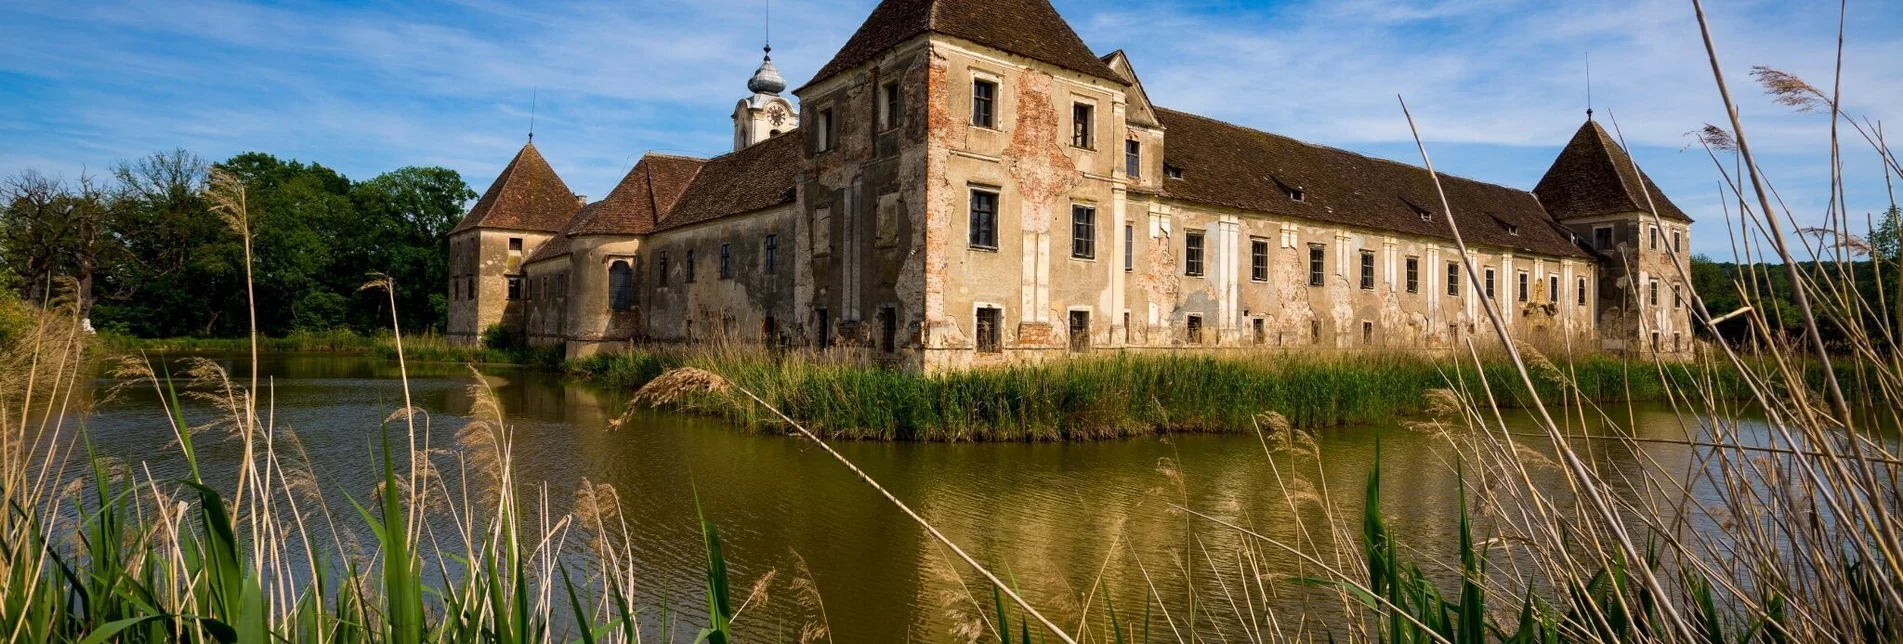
[608,260,634,312]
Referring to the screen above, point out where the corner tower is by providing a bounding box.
[734,47,798,151]
[1535,119,1694,357]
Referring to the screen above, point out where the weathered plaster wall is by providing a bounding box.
[447,229,552,346]
[1564,214,1693,356]
[918,37,1127,373]
[795,37,932,369]
[561,236,645,357]
[640,206,797,346]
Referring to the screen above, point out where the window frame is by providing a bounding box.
[1125,139,1141,178]
[1484,267,1496,299]
[1405,256,1420,293]
[1359,251,1376,290]
[1308,244,1326,287]
[1070,204,1096,260]
[506,276,521,301]
[1251,238,1270,283]
[1185,314,1204,344]
[685,249,697,283]
[764,234,778,271]
[657,252,670,286]
[880,81,902,131]
[1577,277,1588,306]
[971,79,997,129]
[975,307,1003,354]
[1124,224,1135,272]
[608,260,634,312]
[1184,230,1206,277]
[1593,226,1614,250]
[1071,102,1095,149]
[719,243,733,280]
[1516,270,1529,303]
[816,107,837,152]
[968,187,1000,250]
[1549,275,1560,304]
[1447,262,1461,297]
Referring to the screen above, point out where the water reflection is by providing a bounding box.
[79,353,1728,642]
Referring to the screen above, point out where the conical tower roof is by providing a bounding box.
[452,141,582,234]
[801,0,1125,92]
[1533,121,1691,222]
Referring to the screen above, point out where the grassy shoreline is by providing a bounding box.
[100,332,1815,441]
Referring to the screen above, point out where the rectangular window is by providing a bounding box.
[879,306,897,353]
[1649,279,1660,306]
[1122,311,1131,343]
[881,82,902,130]
[1071,204,1096,259]
[1484,268,1496,299]
[719,243,732,279]
[506,276,521,301]
[1251,238,1269,282]
[1308,245,1326,286]
[1125,140,1141,177]
[1252,318,1266,345]
[685,250,697,282]
[1649,226,1660,250]
[976,307,1002,353]
[816,309,832,349]
[1447,262,1461,297]
[1072,103,1094,148]
[1405,256,1419,293]
[969,188,998,249]
[508,238,523,253]
[657,253,670,286]
[1517,271,1529,302]
[817,108,836,151]
[1184,230,1206,277]
[1549,275,1560,304]
[1124,224,1134,272]
[1673,283,1683,309]
[1362,321,1374,345]
[765,234,778,271]
[1673,230,1682,252]
[1359,251,1376,290]
[1186,315,1203,344]
[1594,226,1614,250]
[1068,310,1090,352]
[1578,277,1588,306]
[972,79,996,128]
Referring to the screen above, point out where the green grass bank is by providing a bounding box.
[565,349,1795,441]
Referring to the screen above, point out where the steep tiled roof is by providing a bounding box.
[1534,120,1691,223]
[452,142,580,234]
[801,0,1125,92]
[654,132,802,232]
[1154,108,1588,258]
[569,154,705,237]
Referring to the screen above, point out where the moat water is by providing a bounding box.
[76,352,1729,641]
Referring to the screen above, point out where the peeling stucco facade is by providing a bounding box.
[447,0,1691,370]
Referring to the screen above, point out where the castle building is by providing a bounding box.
[447,0,1695,371]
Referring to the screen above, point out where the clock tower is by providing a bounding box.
[734,46,798,151]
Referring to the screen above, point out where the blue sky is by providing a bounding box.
[3,0,1899,260]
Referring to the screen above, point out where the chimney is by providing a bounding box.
[574,194,588,206]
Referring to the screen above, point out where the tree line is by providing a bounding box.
[0,149,476,338]
[1690,205,1902,352]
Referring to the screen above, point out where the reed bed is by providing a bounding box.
[572,347,1811,441]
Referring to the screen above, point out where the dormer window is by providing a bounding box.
[1506,224,1521,236]
[1418,209,1432,222]
[1285,187,1305,202]
[1165,164,1184,180]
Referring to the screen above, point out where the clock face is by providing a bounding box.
[767,105,788,126]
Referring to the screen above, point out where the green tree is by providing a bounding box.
[0,170,117,326]
[347,167,477,333]
[94,150,230,337]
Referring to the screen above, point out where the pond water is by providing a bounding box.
[75,352,1714,642]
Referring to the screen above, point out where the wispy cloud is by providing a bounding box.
[1,0,1897,259]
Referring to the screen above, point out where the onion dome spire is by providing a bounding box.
[748,45,786,95]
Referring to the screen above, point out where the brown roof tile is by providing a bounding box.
[802,0,1125,92]
[452,142,580,234]
[1534,120,1691,223]
[567,154,705,237]
[1154,108,1588,258]
[653,132,802,232]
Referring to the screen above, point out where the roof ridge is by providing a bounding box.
[1153,106,1531,198]
[644,152,708,162]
